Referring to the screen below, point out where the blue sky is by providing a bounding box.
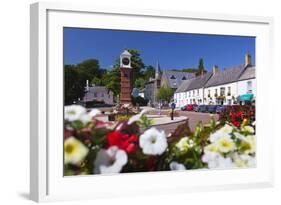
[64,28,255,71]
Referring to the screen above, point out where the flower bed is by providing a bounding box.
[64,105,256,176]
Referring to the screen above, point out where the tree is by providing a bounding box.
[77,59,100,80]
[64,65,86,105]
[156,87,174,103]
[103,67,121,97]
[144,65,155,81]
[196,58,206,76]
[135,78,146,90]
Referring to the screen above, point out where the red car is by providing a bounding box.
[186,104,196,111]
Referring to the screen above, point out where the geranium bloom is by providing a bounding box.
[94,146,128,174]
[139,127,167,155]
[106,131,138,153]
[64,105,87,122]
[169,161,186,170]
[64,137,89,165]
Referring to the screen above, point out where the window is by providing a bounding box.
[197,89,199,96]
[94,92,97,97]
[247,81,253,93]
[193,90,195,96]
[215,89,218,97]
[170,75,176,79]
[182,76,187,80]
[208,90,210,97]
[220,87,225,96]
[227,87,231,96]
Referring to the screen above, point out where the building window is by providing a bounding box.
[215,89,218,97]
[193,90,195,96]
[197,89,199,96]
[227,87,231,96]
[220,87,225,96]
[182,76,187,80]
[247,81,253,93]
[170,75,176,79]
[208,90,210,97]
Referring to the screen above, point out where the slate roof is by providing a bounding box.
[238,66,255,81]
[162,70,195,89]
[187,72,213,91]
[205,64,246,87]
[86,86,111,93]
[175,78,195,93]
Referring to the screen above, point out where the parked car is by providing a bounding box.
[193,104,198,111]
[207,105,219,113]
[197,105,208,112]
[186,104,196,111]
[181,104,188,111]
[216,105,228,114]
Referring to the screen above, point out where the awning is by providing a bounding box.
[239,93,254,101]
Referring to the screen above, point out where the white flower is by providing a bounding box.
[240,154,256,167]
[216,156,235,169]
[94,146,128,174]
[234,132,247,141]
[128,108,154,125]
[64,105,86,122]
[242,125,255,134]
[218,124,233,134]
[79,113,92,124]
[64,137,89,165]
[242,135,256,154]
[216,136,235,153]
[170,161,186,170]
[139,127,168,155]
[176,137,190,152]
[210,131,232,143]
[89,109,101,117]
[202,151,220,168]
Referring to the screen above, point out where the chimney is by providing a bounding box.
[212,65,219,74]
[245,53,251,66]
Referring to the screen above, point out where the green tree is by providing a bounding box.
[144,65,155,81]
[103,67,121,97]
[196,58,206,76]
[135,78,146,90]
[77,59,100,81]
[64,65,86,105]
[156,87,174,103]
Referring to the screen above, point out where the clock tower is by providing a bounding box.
[120,50,133,105]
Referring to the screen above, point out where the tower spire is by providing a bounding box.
[155,60,161,80]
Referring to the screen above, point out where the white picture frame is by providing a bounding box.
[30,2,274,202]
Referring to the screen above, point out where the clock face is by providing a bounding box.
[122,57,130,66]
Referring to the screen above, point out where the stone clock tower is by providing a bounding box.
[120,50,133,105]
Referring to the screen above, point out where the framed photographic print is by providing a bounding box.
[30,2,274,202]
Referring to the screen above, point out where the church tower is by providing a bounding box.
[120,50,133,105]
[155,60,161,80]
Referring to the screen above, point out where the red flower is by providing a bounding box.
[232,121,240,127]
[106,131,138,153]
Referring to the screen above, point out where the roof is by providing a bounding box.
[205,64,246,87]
[175,78,194,93]
[86,86,111,93]
[238,66,255,81]
[162,70,195,89]
[121,50,132,56]
[187,72,213,91]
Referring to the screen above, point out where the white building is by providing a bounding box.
[237,66,256,104]
[174,53,256,107]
